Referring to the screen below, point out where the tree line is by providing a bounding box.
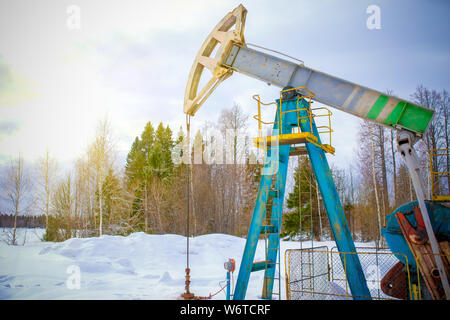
[0,104,261,243]
[0,214,45,228]
[0,85,448,245]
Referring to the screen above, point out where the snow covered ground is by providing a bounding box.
[0,228,384,300]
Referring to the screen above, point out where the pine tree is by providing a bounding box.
[125,137,145,186]
[124,121,175,233]
[282,157,319,240]
[150,123,174,179]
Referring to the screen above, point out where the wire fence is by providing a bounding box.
[285,246,417,300]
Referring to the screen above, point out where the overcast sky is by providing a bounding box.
[0,0,449,171]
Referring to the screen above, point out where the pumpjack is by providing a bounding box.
[183,5,450,300]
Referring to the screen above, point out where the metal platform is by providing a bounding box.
[253,133,335,154]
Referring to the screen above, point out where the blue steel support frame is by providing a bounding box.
[294,97,371,300]
[233,96,371,300]
[233,100,292,300]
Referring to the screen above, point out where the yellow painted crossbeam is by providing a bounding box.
[432,195,450,202]
[253,132,316,147]
[253,132,335,154]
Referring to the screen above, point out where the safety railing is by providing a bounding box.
[285,246,416,300]
[253,94,278,143]
[253,87,334,152]
[310,106,333,148]
[429,148,450,201]
[285,246,330,300]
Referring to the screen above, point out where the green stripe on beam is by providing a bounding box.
[384,101,434,135]
[366,94,389,120]
[384,101,406,127]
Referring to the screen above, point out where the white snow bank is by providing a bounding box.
[0,229,380,300]
[0,227,45,245]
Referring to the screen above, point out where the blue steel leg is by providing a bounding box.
[233,145,278,300]
[292,98,371,300]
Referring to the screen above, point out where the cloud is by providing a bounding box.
[0,59,36,107]
[0,59,12,92]
[0,120,20,136]
[0,0,448,167]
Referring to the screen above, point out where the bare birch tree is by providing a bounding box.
[0,154,33,245]
[37,149,58,233]
[369,123,383,242]
[88,116,116,237]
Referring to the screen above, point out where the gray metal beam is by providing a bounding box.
[225,45,433,136]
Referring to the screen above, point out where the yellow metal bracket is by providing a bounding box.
[429,148,450,202]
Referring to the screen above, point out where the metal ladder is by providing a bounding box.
[232,137,290,300]
[260,177,282,299]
